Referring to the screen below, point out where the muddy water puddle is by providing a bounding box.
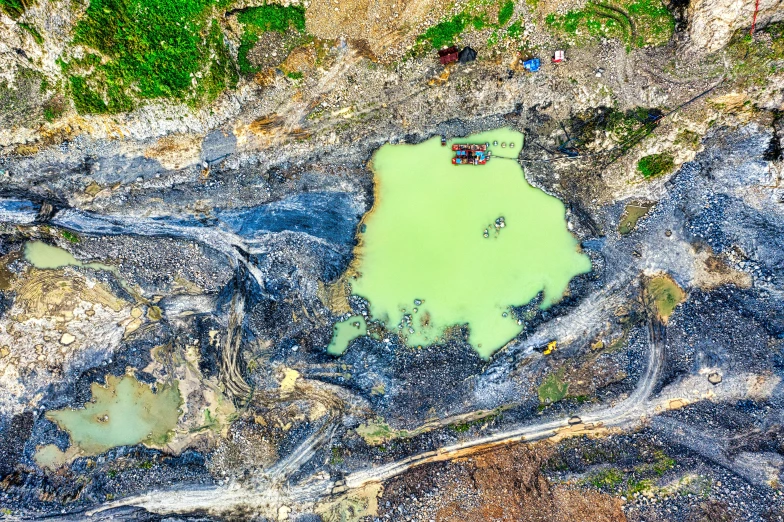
[36,374,181,467]
[338,128,591,358]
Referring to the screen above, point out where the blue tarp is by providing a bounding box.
[523,58,540,72]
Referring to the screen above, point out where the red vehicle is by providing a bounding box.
[451,143,487,152]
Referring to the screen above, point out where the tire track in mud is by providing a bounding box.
[221,290,252,401]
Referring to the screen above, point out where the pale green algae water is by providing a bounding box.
[327,315,368,355]
[42,374,181,456]
[348,128,592,358]
[24,240,115,272]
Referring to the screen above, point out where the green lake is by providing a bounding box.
[345,128,591,358]
[40,374,181,459]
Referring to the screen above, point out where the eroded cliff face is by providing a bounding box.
[688,0,784,53]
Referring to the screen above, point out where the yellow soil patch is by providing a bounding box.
[12,268,126,322]
[692,248,752,290]
[315,482,383,522]
[667,398,688,410]
[34,444,80,470]
[305,0,441,60]
[282,45,317,73]
[317,276,352,315]
[143,134,202,170]
[549,422,612,443]
[709,92,749,111]
[280,368,300,397]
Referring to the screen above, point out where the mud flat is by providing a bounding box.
[344,129,591,357]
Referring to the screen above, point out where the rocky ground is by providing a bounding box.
[0,0,783,520]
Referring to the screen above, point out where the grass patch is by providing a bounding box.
[588,467,625,488]
[569,107,661,155]
[418,13,468,49]
[472,14,488,30]
[18,22,43,44]
[43,95,66,122]
[69,75,108,114]
[497,0,514,26]
[675,129,701,149]
[61,230,81,243]
[449,411,502,433]
[626,478,653,495]
[63,0,236,114]
[286,71,303,80]
[237,3,305,32]
[545,0,673,48]
[726,22,784,86]
[0,0,30,18]
[538,370,569,405]
[356,421,409,446]
[627,0,674,44]
[415,0,519,51]
[0,67,47,126]
[506,20,523,39]
[329,447,345,465]
[236,4,306,76]
[637,152,674,178]
[607,106,657,136]
[637,450,675,476]
[586,467,655,496]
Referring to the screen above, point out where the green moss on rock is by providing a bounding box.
[637,152,674,179]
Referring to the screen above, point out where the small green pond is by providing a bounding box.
[327,315,367,355]
[42,374,181,457]
[344,128,591,358]
[24,240,115,272]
